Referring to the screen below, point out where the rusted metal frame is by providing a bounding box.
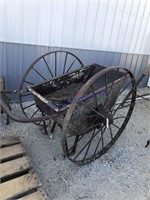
[20,50,84,89]
[29,65,95,113]
[30,64,92,93]
[79,79,124,118]
[28,87,59,112]
[19,50,84,126]
[0,98,57,123]
[62,66,136,165]
[62,66,124,141]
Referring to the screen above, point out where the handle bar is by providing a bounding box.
[0,98,57,123]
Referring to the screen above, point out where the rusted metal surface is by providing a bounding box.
[19,50,84,126]
[61,66,136,165]
[29,65,95,114]
[0,98,58,123]
[2,51,150,165]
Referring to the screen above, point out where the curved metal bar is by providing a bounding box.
[0,98,57,123]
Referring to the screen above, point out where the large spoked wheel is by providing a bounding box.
[62,66,136,165]
[19,51,84,126]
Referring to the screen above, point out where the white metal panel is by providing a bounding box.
[0,1,5,41]
[3,1,23,42]
[0,0,150,54]
[123,0,141,53]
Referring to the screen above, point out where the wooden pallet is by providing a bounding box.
[0,136,48,200]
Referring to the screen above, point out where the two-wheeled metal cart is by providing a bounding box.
[1,51,149,165]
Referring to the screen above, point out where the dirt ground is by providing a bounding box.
[0,92,150,200]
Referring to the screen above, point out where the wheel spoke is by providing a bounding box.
[73,128,99,160]
[24,80,35,85]
[112,103,130,112]
[112,123,120,129]
[32,67,47,81]
[68,135,80,155]
[66,58,76,73]
[105,73,108,94]
[94,126,105,155]
[43,57,54,77]
[63,52,68,74]
[80,101,106,118]
[83,129,96,162]
[112,89,132,115]
[30,108,40,118]
[23,102,36,110]
[113,116,126,120]
[21,92,32,97]
[55,52,57,76]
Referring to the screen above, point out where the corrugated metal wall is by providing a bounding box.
[1,0,150,54]
[0,0,150,90]
[0,42,149,90]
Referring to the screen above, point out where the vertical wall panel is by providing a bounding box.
[0,42,149,91]
[0,0,149,54]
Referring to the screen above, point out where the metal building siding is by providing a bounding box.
[0,42,149,90]
[0,0,150,54]
[0,0,150,91]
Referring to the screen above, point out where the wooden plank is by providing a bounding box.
[0,156,32,179]
[0,144,25,161]
[0,173,40,200]
[18,190,47,200]
[0,136,20,148]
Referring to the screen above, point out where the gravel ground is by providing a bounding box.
[0,90,150,200]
